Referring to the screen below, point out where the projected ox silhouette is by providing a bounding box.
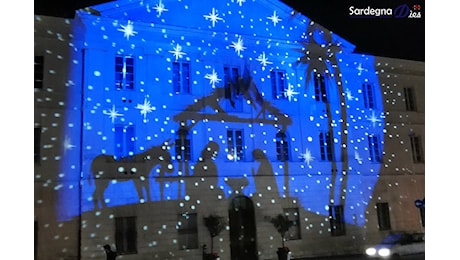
[89,140,174,208]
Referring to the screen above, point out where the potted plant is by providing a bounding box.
[271,213,294,260]
[203,214,226,260]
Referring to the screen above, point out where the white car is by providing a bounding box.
[365,232,425,259]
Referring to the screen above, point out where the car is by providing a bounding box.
[365,232,425,259]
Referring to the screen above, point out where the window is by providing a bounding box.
[362,83,375,109]
[175,127,191,162]
[227,129,243,161]
[283,208,300,240]
[329,205,345,236]
[276,132,289,161]
[410,134,424,163]
[115,216,137,254]
[115,125,135,160]
[35,127,41,163]
[224,66,243,111]
[376,202,391,231]
[173,61,191,94]
[368,135,382,162]
[177,213,198,250]
[319,131,333,161]
[35,221,38,260]
[115,55,134,90]
[314,74,327,102]
[404,87,416,111]
[419,206,425,227]
[35,56,44,89]
[271,70,286,100]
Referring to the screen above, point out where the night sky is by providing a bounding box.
[34,0,425,61]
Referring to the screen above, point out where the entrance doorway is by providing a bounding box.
[228,195,258,260]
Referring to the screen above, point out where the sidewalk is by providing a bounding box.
[292,254,365,260]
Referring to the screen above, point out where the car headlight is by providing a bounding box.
[378,248,391,257]
[365,248,377,256]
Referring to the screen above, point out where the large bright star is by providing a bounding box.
[153,0,168,17]
[367,111,383,127]
[136,98,156,120]
[63,136,76,152]
[229,37,246,56]
[117,20,138,40]
[356,63,368,76]
[103,105,124,123]
[283,84,299,102]
[267,11,282,26]
[169,44,186,61]
[204,69,222,88]
[236,0,246,6]
[256,52,272,67]
[203,8,224,27]
[300,148,315,166]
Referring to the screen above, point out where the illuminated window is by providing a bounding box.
[404,87,417,111]
[314,74,327,102]
[319,131,333,161]
[227,129,244,161]
[177,213,198,250]
[34,56,44,89]
[271,70,286,100]
[368,135,382,162]
[114,125,135,160]
[329,205,345,236]
[224,66,243,111]
[35,127,41,163]
[410,134,424,163]
[115,55,134,90]
[362,83,375,109]
[115,216,137,254]
[376,202,391,231]
[175,127,191,162]
[173,61,190,94]
[276,132,289,161]
[283,208,301,240]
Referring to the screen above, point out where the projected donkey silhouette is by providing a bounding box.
[89,140,174,209]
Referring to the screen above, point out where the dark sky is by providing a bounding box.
[34,0,425,61]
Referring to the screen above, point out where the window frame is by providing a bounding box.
[276,132,290,162]
[403,87,417,111]
[172,61,191,94]
[409,134,424,163]
[329,205,346,236]
[177,213,199,250]
[314,73,327,102]
[35,127,41,163]
[34,56,44,89]
[115,216,137,255]
[319,131,333,161]
[226,129,244,162]
[376,202,392,231]
[368,135,382,163]
[270,70,287,100]
[114,124,136,160]
[115,55,135,90]
[224,65,243,111]
[175,127,191,162]
[362,83,376,109]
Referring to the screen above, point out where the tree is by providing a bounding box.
[203,214,226,254]
[271,214,294,260]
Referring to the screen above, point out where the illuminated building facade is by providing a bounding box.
[34,0,425,259]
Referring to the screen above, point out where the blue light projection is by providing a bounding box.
[56,0,384,230]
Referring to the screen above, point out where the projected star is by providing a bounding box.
[345,89,354,100]
[153,0,168,17]
[63,136,76,151]
[103,105,124,123]
[169,44,186,61]
[117,20,138,40]
[300,148,314,166]
[204,69,222,88]
[256,52,272,67]
[236,0,246,6]
[136,98,156,120]
[283,84,299,102]
[367,111,382,127]
[203,8,224,27]
[354,151,363,164]
[229,37,246,56]
[356,63,368,76]
[267,11,282,26]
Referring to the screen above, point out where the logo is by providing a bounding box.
[349,4,422,19]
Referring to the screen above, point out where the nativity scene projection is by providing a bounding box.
[56,0,385,230]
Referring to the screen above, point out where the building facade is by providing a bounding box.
[34,1,425,259]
